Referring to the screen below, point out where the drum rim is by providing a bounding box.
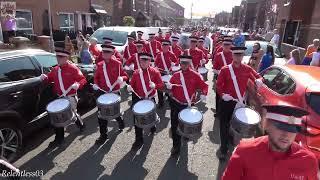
[233,107,261,125]
[46,98,71,113]
[132,99,156,115]
[178,107,203,125]
[97,93,121,105]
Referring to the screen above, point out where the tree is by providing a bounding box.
[123,16,135,26]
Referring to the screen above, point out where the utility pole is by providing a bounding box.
[48,0,54,52]
[190,1,193,25]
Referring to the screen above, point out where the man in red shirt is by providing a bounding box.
[171,36,183,60]
[165,55,208,156]
[184,36,206,70]
[216,46,260,159]
[198,36,210,63]
[92,45,128,145]
[145,33,162,64]
[155,28,164,42]
[89,37,101,60]
[137,31,146,44]
[128,53,164,150]
[165,31,171,40]
[222,104,318,180]
[40,48,87,147]
[155,39,178,107]
[123,35,137,64]
[96,37,122,64]
[124,40,146,71]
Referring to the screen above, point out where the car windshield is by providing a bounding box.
[308,93,320,115]
[91,29,128,46]
[245,42,281,57]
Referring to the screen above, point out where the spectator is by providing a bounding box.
[76,31,83,54]
[302,39,319,65]
[248,42,264,71]
[233,30,245,46]
[89,37,101,61]
[202,28,211,51]
[310,47,320,66]
[64,35,75,55]
[287,49,302,65]
[270,29,280,47]
[80,40,93,64]
[85,34,91,41]
[258,45,275,72]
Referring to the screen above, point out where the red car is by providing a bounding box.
[247,65,320,160]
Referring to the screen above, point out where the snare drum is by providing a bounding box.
[171,65,180,73]
[198,67,208,81]
[178,107,203,138]
[230,107,261,145]
[97,93,121,120]
[46,98,75,127]
[133,99,159,128]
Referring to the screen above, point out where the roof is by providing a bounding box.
[0,49,52,59]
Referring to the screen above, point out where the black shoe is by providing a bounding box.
[131,140,143,150]
[79,122,86,133]
[48,139,64,148]
[170,147,180,157]
[150,127,157,134]
[95,135,108,145]
[118,122,125,132]
[216,149,227,160]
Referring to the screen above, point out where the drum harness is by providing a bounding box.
[138,67,155,99]
[187,49,195,70]
[228,64,246,110]
[149,42,155,60]
[160,52,170,74]
[102,62,121,93]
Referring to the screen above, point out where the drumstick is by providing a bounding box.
[90,83,108,93]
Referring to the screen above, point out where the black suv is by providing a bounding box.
[0,49,94,162]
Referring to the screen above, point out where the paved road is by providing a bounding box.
[14,62,230,180]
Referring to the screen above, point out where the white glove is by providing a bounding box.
[92,84,99,91]
[127,85,133,92]
[255,79,264,88]
[201,59,206,64]
[235,102,246,109]
[39,74,47,81]
[149,82,156,89]
[200,95,207,102]
[124,65,130,71]
[165,82,172,90]
[71,82,80,90]
[222,94,234,102]
[171,62,176,67]
[117,77,124,84]
[129,64,134,70]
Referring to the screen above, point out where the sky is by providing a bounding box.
[174,0,242,18]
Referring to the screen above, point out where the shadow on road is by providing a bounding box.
[208,116,221,145]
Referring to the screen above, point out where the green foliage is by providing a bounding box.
[123,16,135,26]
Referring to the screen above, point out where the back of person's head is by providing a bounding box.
[291,49,301,64]
[313,39,320,45]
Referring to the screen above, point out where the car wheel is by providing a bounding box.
[0,122,22,162]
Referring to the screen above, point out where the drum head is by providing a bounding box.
[133,100,155,114]
[47,99,70,112]
[179,108,203,125]
[234,107,261,125]
[198,67,208,74]
[97,93,121,105]
[161,75,172,83]
[172,66,180,71]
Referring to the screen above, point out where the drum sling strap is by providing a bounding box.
[139,67,153,98]
[149,42,155,60]
[216,52,227,75]
[103,62,119,92]
[160,52,169,73]
[180,71,191,107]
[127,45,131,59]
[135,54,141,69]
[170,46,173,53]
[228,64,245,105]
[58,67,74,97]
[187,49,195,70]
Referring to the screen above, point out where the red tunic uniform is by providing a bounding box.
[89,44,101,59]
[217,63,260,99]
[222,136,318,180]
[155,36,164,42]
[130,67,164,98]
[123,42,137,61]
[96,50,122,64]
[94,57,129,92]
[46,63,87,96]
[171,44,183,59]
[184,48,205,70]
[145,40,162,59]
[125,53,141,70]
[213,51,233,73]
[198,46,209,63]
[213,43,222,56]
[169,68,208,105]
[155,51,178,73]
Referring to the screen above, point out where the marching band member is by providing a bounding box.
[198,36,210,64]
[171,35,183,59]
[222,104,318,179]
[124,40,146,71]
[92,45,128,145]
[145,33,162,64]
[213,38,233,117]
[40,48,86,147]
[137,31,146,44]
[216,46,260,160]
[123,35,137,64]
[96,37,122,64]
[155,39,178,107]
[155,28,164,42]
[166,55,208,156]
[128,53,164,150]
[165,31,171,40]
[184,36,206,70]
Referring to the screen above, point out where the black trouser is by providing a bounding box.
[54,116,83,141]
[169,98,187,149]
[215,92,221,116]
[132,93,156,142]
[157,90,164,105]
[98,117,124,137]
[219,100,237,154]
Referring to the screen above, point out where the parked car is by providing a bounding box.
[243,41,287,65]
[179,32,191,50]
[0,49,94,162]
[246,65,320,160]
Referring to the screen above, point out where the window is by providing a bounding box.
[91,29,128,46]
[263,69,295,95]
[16,10,33,34]
[262,68,281,87]
[0,57,38,82]
[33,55,58,74]
[59,13,74,31]
[307,93,320,115]
[133,0,136,11]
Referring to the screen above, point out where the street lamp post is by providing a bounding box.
[48,0,54,52]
